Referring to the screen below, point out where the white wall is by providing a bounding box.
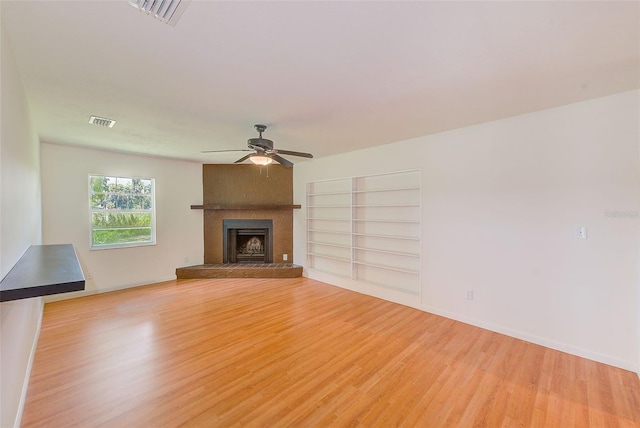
[41,144,203,298]
[0,19,44,428]
[294,90,640,373]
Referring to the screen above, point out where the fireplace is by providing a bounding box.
[223,219,273,264]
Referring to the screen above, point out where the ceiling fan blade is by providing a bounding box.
[271,154,294,167]
[234,154,252,164]
[201,149,252,153]
[275,149,313,158]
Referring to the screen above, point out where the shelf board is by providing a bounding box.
[308,241,351,249]
[353,204,420,208]
[352,186,420,193]
[352,260,420,275]
[307,217,350,222]
[305,266,352,279]
[307,191,352,196]
[352,219,420,224]
[353,246,420,257]
[191,204,301,210]
[306,253,351,263]
[0,244,85,302]
[352,232,419,241]
[307,229,352,235]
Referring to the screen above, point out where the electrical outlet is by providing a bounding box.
[283,254,288,261]
[465,290,474,300]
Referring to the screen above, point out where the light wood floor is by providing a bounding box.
[22,278,640,427]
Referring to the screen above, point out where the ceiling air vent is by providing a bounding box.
[128,0,191,26]
[89,116,116,128]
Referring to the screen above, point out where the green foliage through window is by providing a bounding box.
[89,175,155,248]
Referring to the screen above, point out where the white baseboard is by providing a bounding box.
[419,304,638,373]
[303,269,421,310]
[13,298,44,428]
[95,275,179,295]
[44,275,178,303]
[302,269,638,374]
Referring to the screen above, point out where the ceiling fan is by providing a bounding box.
[202,124,313,167]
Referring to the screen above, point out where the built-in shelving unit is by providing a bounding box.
[306,170,420,295]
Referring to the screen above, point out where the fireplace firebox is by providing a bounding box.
[223,219,273,264]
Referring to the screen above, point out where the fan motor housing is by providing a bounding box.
[248,138,274,151]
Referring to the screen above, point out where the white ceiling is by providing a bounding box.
[2,1,639,164]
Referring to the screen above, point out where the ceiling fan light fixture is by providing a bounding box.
[204,124,313,167]
[249,154,273,166]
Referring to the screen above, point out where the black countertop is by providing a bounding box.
[0,244,85,302]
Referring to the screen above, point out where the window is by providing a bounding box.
[89,175,155,249]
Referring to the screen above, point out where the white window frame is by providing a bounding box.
[89,174,156,250]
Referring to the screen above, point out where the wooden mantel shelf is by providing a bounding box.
[0,244,85,302]
[191,204,301,210]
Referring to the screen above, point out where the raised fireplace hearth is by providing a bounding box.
[223,219,273,264]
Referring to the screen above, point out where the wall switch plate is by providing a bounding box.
[283,254,288,261]
[465,290,473,300]
[575,226,587,240]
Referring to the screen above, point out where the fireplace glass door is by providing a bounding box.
[223,219,273,264]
